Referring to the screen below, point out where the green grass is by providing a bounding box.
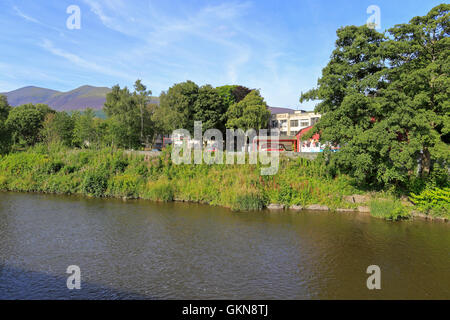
[369,198,410,221]
[0,145,428,220]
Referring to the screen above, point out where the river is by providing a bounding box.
[0,192,448,299]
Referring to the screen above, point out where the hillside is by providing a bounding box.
[1,85,159,111]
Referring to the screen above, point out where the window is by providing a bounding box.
[280,131,287,136]
[290,131,297,136]
[290,120,298,127]
[271,120,278,128]
[300,121,309,127]
[310,117,320,125]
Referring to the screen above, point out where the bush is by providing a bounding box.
[0,175,7,189]
[144,179,174,202]
[82,170,108,197]
[410,187,450,218]
[107,174,140,198]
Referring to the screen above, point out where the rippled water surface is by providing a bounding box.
[0,192,448,299]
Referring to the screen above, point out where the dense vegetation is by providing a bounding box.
[0,5,448,220]
[0,145,360,210]
[301,4,449,194]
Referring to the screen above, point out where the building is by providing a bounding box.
[296,125,323,152]
[269,108,321,137]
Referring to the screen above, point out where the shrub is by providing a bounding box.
[0,175,7,189]
[82,170,108,197]
[410,187,450,218]
[107,174,140,198]
[144,179,174,202]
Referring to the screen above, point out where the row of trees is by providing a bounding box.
[0,98,107,151]
[0,80,271,152]
[301,4,449,189]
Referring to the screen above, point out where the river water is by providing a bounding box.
[0,192,448,299]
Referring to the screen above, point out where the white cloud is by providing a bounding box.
[13,6,40,24]
[40,39,132,80]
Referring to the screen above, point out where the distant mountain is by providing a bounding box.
[1,85,159,111]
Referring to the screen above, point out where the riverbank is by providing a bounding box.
[0,145,447,222]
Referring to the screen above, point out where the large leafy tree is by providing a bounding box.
[155,81,199,134]
[383,4,450,180]
[0,95,11,153]
[41,111,75,147]
[72,109,98,147]
[6,103,54,147]
[104,84,146,149]
[226,90,270,131]
[300,5,449,189]
[193,85,227,133]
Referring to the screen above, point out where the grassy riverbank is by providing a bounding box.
[0,145,447,221]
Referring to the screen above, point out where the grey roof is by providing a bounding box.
[268,107,296,114]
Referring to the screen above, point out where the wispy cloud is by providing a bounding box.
[40,39,132,80]
[13,5,64,35]
[83,0,132,35]
[13,6,40,24]
[5,1,330,107]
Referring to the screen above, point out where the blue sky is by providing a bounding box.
[0,0,444,109]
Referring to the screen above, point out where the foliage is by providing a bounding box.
[104,84,147,149]
[0,95,11,154]
[193,85,228,133]
[82,169,109,197]
[0,147,361,211]
[226,90,271,131]
[5,103,54,147]
[154,81,199,134]
[410,187,450,218]
[231,193,265,211]
[300,5,450,190]
[369,198,410,221]
[72,109,99,147]
[40,111,75,146]
[133,79,154,144]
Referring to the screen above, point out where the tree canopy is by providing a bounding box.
[0,95,11,153]
[300,4,449,189]
[6,103,54,147]
[226,90,271,131]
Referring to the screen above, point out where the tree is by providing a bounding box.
[156,81,199,134]
[226,90,270,131]
[216,85,252,106]
[104,84,142,149]
[193,85,227,133]
[41,111,75,146]
[6,103,54,147]
[383,4,450,179]
[231,85,252,103]
[133,79,153,144]
[72,109,98,148]
[0,95,11,153]
[300,4,449,189]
